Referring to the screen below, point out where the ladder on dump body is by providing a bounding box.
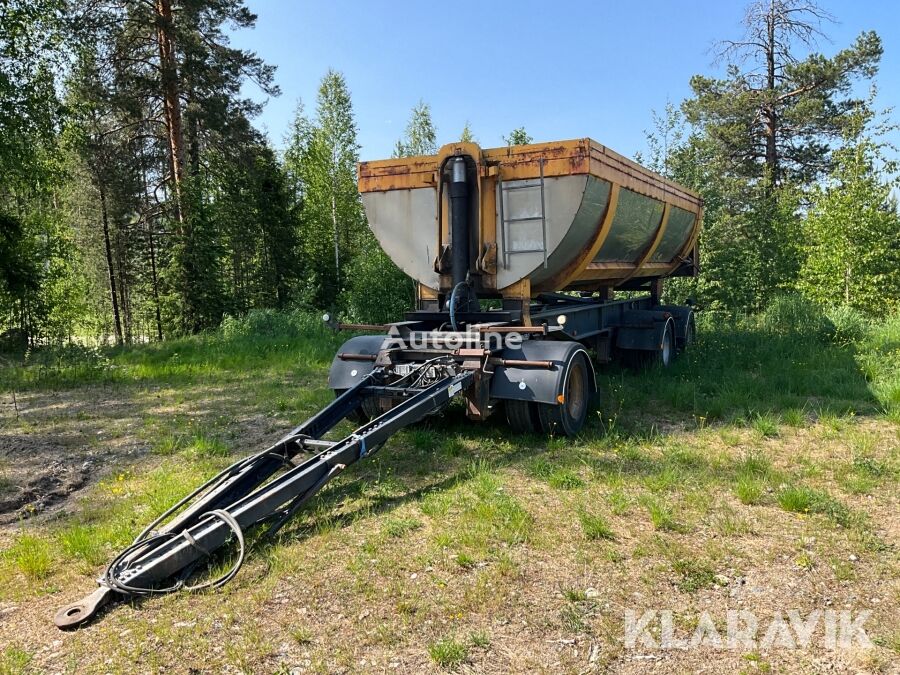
[499,157,548,270]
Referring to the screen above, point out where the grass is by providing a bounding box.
[777,485,856,527]
[640,495,685,532]
[0,646,31,675]
[0,304,898,671]
[579,511,615,541]
[672,557,717,593]
[734,476,765,505]
[427,463,532,564]
[428,636,468,668]
[751,413,780,438]
[4,533,53,580]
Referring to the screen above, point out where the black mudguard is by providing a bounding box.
[327,335,388,390]
[490,339,596,405]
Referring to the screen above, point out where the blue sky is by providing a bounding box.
[231,0,900,163]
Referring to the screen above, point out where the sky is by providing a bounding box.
[229,0,900,163]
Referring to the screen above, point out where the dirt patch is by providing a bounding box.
[0,435,94,523]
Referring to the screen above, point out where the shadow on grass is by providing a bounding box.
[602,322,881,426]
[259,315,897,554]
[17,310,899,605]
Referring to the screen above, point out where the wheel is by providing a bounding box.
[650,319,676,368]
[680,313,696,352]
[537,352,592,436]
[505,399,540,434]
[333,389,384,424]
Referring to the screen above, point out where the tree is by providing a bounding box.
[635,101,685,179]
[684,0,882,187]
[0,213,41,311]
[0,0,84,344]
[459,121,476,144]
[798,111,900,314]
[290,70,365,309]
[504,127,532,146]
[393,100,437,157]
[211,138,299,312]
[640,102,802,312]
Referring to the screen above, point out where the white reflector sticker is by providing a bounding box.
[448,382,462,397]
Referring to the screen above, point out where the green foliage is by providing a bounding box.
[649,4,889,317]
[503,127,532,146]
[798,118,900,315]
[0,212,40,305]
[394,100,438,157]
[285,71,366,310]
[683,4,881,185]
[459,121,476,143]
[342,232,415,324]
[757,294,831,338]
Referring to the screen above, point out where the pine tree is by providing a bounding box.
[684,0,882,187]
[394,100,438,157]
[459,121,476,144]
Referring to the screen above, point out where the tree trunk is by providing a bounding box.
[99,183,124,346]
[115,231,131,344]
[764,0,778,187]
[186,90,201,177]
[331,184,340,297]
[147,226,164,341]
[140,148,164,341]
[155,0,186,227]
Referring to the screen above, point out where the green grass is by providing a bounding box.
[185,433,230,458]
[527,457,586,489]
[0,646,31,675]
[382,516,422,538]
[751,413,780,438]
[0,310,345,393]
[777,485,856,527]
[734,476,764,505]
[547,468,585,490]
[0,305,898,671]
[425,462,532,566]
[672,557,717,593]
[3,533,53,580]
[0,461,227,601]
[640,495,685,532]
[428,636,468,668]
[579,511,615,541]
[609,301,900,424]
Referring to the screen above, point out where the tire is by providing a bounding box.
[536,352,591,437]
[333,389,383,424]
[681,313,696,352]
[649,319,676,368]
[505,399,541,434]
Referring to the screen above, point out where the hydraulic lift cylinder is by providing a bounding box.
[449,157,469,288]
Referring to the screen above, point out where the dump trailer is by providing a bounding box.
[55,139,701,628]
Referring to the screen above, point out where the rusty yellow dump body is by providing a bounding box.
[358,139,702,302]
